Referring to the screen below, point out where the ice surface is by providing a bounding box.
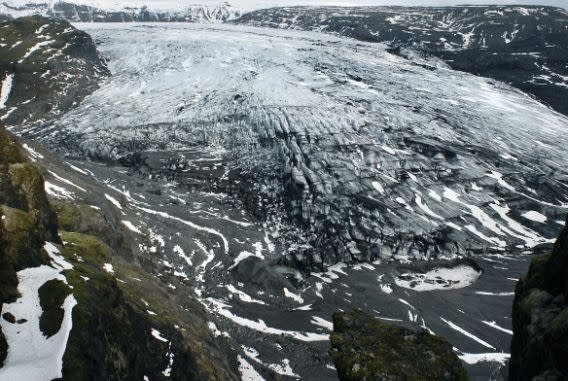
[31,22,568,264]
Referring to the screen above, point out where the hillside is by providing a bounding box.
[0,18,239,380]
[0,15,108,126]
[1,11,568,381]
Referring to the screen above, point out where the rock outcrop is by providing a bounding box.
[509,215,568,381]
[330,310,468,381]
[0,16,109,126]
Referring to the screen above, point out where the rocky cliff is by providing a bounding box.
[0,15,109,126]
[0,122,59,367]
[330,310,468,381]
[509,215,568,380]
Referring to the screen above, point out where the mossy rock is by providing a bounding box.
[0,122,59,366]
[0,126,25,164]
[330,310,468,381]
[59,231,113,267]
[0,122,237,379]
[1,205,50,270]
[54,202,127,253]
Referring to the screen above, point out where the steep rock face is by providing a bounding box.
[0,1,241,23]
[235,5,568,116]
[0,15,109,126]
[509,215,568,381]
[330,310,468,381]
[0,124,56,366]
[0,120,240,379]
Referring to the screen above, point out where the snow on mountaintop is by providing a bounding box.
[1,0,566,16]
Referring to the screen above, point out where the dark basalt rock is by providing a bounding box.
[38,279,71,338]
[1,313,15,324]
[330,309,468,381]
[0,15,109,126]
[509,215,568,381]
[231,256,294,291]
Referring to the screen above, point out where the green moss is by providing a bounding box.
[1,205,50,270]
[38,279,71,338]
[54,202,123,250]
[0,127,25,164]
[59,231,112,267]
[330,310,468,381]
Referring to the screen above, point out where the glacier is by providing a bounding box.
[23,22,568,268]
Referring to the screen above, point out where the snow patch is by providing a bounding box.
[105,194,123,210]
[521,210,547,223]
[102,263,114,274]
[0,243,76,381]
[459,352,510,365]
[22,143,44,162]
[395,265,481,291]
[45,181,74,200]
[441,317,495,350]
[283,287,304,303]
[122,220,142,234]
[0,73,14,109]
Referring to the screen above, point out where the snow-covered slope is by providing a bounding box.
[19,23,568,270]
